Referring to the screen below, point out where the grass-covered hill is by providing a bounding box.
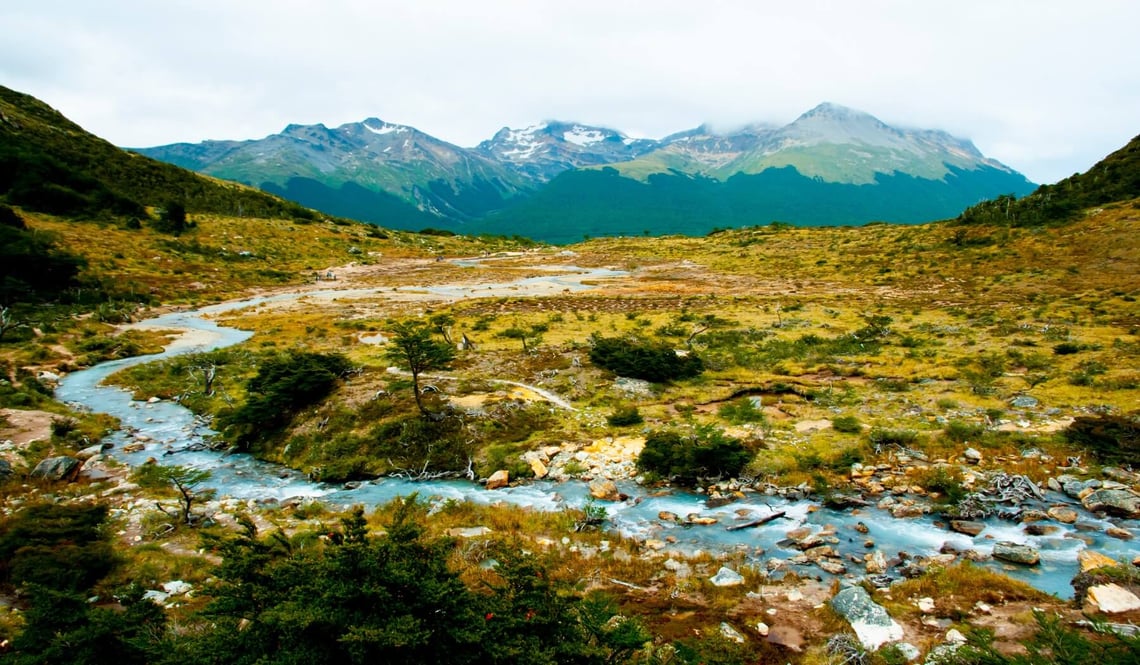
[956,133,1140,227]
[0,86,318,222]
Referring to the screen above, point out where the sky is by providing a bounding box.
[2,0,1138,185]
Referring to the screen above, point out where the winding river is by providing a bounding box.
[55,264,1139,598]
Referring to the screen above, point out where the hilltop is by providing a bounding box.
[0,86,317,222]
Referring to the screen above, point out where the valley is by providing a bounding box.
[0,83,1137,664]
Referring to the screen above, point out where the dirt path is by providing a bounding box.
[387,368,576,411]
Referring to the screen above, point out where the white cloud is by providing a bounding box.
[1,0,1138,183]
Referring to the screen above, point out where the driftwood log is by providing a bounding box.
[726,511,787,531]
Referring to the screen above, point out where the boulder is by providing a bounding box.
[992,541,1039,565]
[1010,395,1039,409]
[664,558,692,579]
[1078,550,1120,573]
[1046,506,1079,524]
[1081,489,1140,518]
[963,448,983,464]
[1106,527,1134,540]
[30,455,81,481]
[864,550,888,574]
[720,622,746,643]
[528,457,548,479]
[709,566,744,587]
[589,479,621,501]
[162,580,193,595]
[818,560,847,575]
[1086,584,1140,614]
[485,469,509,490]
[830,585,904,650]
[765,624,803,652]
[950,520,985,536]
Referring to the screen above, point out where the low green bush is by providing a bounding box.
[832,414,862,433]
[637,427,750,485]
[588,334,704,383]
[606,405,644,427]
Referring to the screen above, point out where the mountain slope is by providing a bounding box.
[608,103,1022,185]
[0,86,317,222]
[137,119,530,225]
[957,133,1140,226]
[134,102,1036,241]
[473,164,1034,244]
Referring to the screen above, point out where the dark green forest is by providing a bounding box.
[956,134,1140,227]
[470,164,1036,244]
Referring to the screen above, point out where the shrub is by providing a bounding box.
[0,503,116,592]
[914,466,968,504]
[832,415,862,433]
[717,397,765,425]
[637,427,750,485]
[219,351,353,448]
[606,405,644,427]
[1064,415,1140,466]
[869,428,918,448]
[1052,342,1081,355]
[588,334,704,383]
[944,420,984,443]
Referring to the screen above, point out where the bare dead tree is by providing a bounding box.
[0,306,25,343]
[187,360,219,396]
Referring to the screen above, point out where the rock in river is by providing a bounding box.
[992,541,1040,565]
[485,469,509,490]
[1081,488,1140,518]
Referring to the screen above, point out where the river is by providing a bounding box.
[55,264,1139,598]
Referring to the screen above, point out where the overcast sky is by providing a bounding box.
[3,0,1138,184]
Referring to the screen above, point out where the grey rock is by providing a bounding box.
[30,456,81,481]
[830,585,904,650]
[1010,395,1039,408]
[709,566,745,587]
[992,541,1039,565]
[720,622,746,643]
[895,642,921,661]
[0,458,11,481]
[1081,488,1140,518]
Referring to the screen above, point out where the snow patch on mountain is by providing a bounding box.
[363,121,406,136]
[563,127,607,146]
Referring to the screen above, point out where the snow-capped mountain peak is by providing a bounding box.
[476,121,657,181]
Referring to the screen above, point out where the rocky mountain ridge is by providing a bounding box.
[135,102,1036,237]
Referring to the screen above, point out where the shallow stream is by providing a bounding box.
[55,266,1139,598]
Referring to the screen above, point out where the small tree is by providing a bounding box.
[384,320,456,416]
[428,313,456,345]
[155,201,189,235]
[132,464,214,526]
[498,322,546,353]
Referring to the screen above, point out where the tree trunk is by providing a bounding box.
[411,370,426,415]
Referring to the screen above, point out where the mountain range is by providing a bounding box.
[137,103,1036,242]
